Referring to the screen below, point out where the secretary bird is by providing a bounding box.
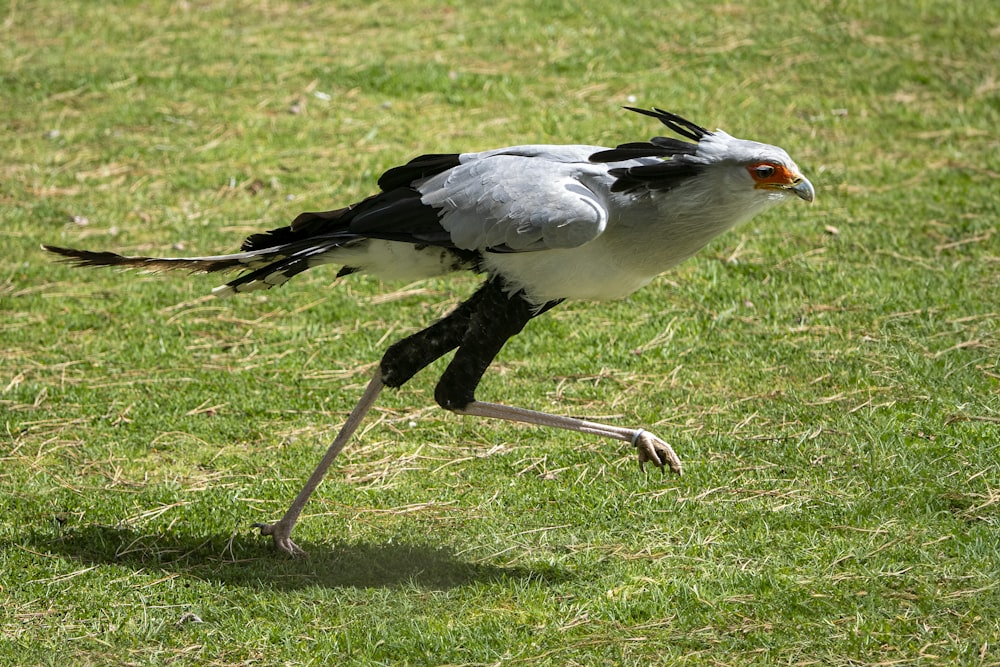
[44,106,815,556]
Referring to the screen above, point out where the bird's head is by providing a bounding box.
[593,107,815,205]
[698,131,815,204]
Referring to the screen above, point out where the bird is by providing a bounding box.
[43,106,815,556]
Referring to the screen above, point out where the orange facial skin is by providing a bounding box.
[747,162,802,190]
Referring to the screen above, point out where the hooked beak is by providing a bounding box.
[790,176,815,203]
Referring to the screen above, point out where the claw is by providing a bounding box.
[253,520,307,558]
[632,430,683,475]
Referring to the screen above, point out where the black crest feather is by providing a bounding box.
[624,107,711,141]
[591,107,711,193]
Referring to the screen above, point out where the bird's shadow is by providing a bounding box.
[22,523,567,591]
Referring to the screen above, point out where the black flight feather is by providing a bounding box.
[242,154,463,255]
[607,161,706,194]
[589,137,699,163]
[377,153,462,192]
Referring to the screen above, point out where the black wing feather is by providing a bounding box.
[377,153,461,191]
[590,137,699,163]
[607,160,706,194]
[243,153,463,253]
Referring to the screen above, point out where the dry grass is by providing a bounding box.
[3,0,999,665]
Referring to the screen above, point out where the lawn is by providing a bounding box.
[2,1,998,664]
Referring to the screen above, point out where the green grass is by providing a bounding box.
[3,0,999,664]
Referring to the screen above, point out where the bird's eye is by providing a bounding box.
[753,165,775,179]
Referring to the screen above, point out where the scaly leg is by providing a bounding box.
[254,372,384,556]
[253,284,492,556]
[455,401,682,474]
[255,279,681,557]
[434,282,682,474]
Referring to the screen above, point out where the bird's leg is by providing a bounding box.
[435,283,683,474]
[453,401,682,474]
[254,285,488,556]
[254,371,384,556]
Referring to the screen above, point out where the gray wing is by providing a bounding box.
[417,145,613,252]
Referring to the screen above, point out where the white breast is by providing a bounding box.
[480,238,657,304]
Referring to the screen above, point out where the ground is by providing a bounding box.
[2,1,998,664]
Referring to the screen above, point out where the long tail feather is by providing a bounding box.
[42,241,350,298]
[41,244,285,274]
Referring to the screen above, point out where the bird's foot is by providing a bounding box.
[632,430,683,475]
[252,519,307,558]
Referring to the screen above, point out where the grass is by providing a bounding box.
[2,0,999,664]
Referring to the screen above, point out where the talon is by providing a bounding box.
[253,521,307,558]
[632,430,683,476]
[633,429,661,472]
